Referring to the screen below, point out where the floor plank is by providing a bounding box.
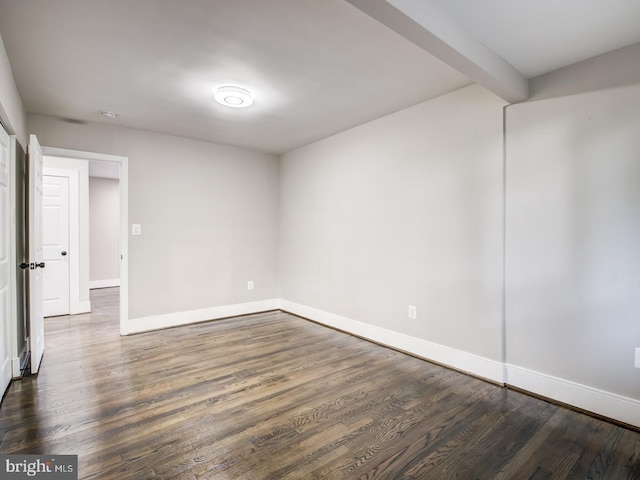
[1,288,639,479]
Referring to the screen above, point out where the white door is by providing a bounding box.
[0,124,12,395]
[42,175,70,317]
[28,134,45,374]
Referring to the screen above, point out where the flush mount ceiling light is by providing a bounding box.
[214,85,254,108]
[100,111,118,119]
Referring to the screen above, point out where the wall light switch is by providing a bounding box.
[635,347,640,369]
[132,224,142,236]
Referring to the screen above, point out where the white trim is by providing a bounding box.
[280,300,640,427]
[123,299,281,335]
[280,300,505,384]
[43,147,127,165]
[42,147,128,333]
[42,167,80,315]
[8,136,19,378]
[114,295,640,427]
[10,359,20,379]
[75,300,91,314]
[118,158,128,334]
[90,279,120,289]
[11,357,21,377]
[506,364,640,428]
[1,354,10,392]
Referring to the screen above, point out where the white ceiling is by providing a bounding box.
[0,0,639,154]
[429,0,640,78]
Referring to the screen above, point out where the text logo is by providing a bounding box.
[1,455,77,479]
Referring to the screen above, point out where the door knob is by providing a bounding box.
[61,251,68,256]
[20,262,46,269]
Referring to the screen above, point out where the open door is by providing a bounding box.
[0,124,12,394]
[28,134,45,374]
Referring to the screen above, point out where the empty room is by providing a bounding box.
[0,1,639,478]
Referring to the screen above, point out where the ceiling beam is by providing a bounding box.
[347,0,529,103]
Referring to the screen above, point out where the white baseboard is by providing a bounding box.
[507,364,640,428]
[119,297,640,428]
[280,300,505,384]
[1,356,11,394]
[11,357,20,378]
[280,300,640,427]
[123,298,281,335]
[70,301,91,315]
[90,279,120,289]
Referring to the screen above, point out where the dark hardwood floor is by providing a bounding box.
[1,288,639,479]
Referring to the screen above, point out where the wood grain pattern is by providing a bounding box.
[1,288,639,479]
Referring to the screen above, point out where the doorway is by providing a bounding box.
[41,147,128,334]
[88,162,120,290]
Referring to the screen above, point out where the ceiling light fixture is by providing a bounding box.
[214,86,254,108]
[100,111,118,119]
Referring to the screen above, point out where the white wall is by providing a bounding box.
[280,67,640,427]
[280,84,507,379]
[89,177,119,288]
[0,34,26,146]
[28,114,280,327]
[506,81,640,422]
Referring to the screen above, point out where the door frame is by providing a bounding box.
[1,124,12,392]
[8,135,26,378]
[42,168,78,315]
[41,147,128,333]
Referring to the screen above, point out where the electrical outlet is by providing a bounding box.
[635,347,640,369]
[247,281,254,291]
[408,305,417,320]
